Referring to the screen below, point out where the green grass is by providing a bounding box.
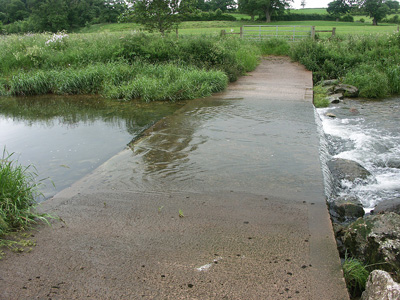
[291,8,328,14]
[313,85,330,108]
[1,33,260,100]
[75,20,399,37]
[342,256,370,297]
[0,150,51,238]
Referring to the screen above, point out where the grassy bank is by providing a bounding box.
[289,32,400,98]
[0,150,51,254]
[0,32,260,101]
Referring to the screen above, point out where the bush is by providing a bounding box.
[313,85,330,108]
[340,14,354,22]
[344,64,389,98]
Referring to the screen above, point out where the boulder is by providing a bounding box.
[327,158,372,191]
[334,84,359,97]
[326,112,337,118]
[320,79,340,86]
[341,212,400,280]
[329,196,365,224]
[372,198,400,215]
[328,93,344,103]
[361,270,400,300]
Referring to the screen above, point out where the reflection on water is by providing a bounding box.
[121,95,323,199]
[0,95,184,199]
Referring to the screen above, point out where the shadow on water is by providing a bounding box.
[0,95,185,200]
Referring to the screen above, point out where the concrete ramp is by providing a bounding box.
[0,57,349,299]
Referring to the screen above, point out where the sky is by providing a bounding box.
[291,0,331,9]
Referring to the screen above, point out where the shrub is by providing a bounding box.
[344,64,389,98]
[313,85,330,108]
[340,14,354,22]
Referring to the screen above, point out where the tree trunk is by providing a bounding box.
[373,17,378,26]
[265,9,271,23]
[251,14,254,21]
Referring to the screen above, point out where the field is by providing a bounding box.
[78,20,399,37]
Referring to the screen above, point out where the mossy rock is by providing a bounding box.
[342,213,400,280]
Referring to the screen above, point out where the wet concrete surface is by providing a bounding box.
[0,57,349,299]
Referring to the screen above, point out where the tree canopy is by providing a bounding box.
[357,0,391,25]
[0,0,127,32]
[130,0,193,35]
[327,0,351,19]
[238,0,293,22]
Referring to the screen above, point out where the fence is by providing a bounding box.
[221,26,336,41]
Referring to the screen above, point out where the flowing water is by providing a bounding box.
[316,97,400,213]
[0,95,184,200]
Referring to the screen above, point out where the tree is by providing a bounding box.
[209,0,236,12]
[385,0,399,12]
[131,0,193,35]
[300,0,306,8]
[238,0,258,20]
[327,0,351,20]
[30,0,69,32]
[358,0,390,25]
[238,0,292,22]
[258,0,292,23]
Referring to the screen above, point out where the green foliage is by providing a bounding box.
[0,0,128,33]
[313,85,330,108]
[342,255,370,298]
[0,150,51,237]
[257,38,290,55]
[289,33,400,98]
[0,32,260,100]
[130,0,193,35]
[344,64,389,98]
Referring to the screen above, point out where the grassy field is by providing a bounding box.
[78,20,400,37]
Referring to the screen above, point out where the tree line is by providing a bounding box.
[0,0,399,34]
[0,0,127,32]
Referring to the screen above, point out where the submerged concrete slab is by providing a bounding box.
[0,57,349,299]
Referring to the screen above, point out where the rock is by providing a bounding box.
[328,93,344,103]
[326,112,337,118]
[361,270,400,300]
[320,79,340,86]
[329,196,365,224]
[334,84,359,97]
[341,212,400,280]
[327,158,372,191]
[349,107,360,115]
[372,198,400,215]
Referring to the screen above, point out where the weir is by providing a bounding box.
[0,58,350,299]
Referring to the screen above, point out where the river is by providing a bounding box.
[0,95,184,200]
[316,97,400,213]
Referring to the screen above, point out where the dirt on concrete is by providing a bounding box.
[0,57,350,300]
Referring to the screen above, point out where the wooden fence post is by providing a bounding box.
[240,26,243,38]
[220,30,226,37]
[332,27,336,37]
[311,26,316,40]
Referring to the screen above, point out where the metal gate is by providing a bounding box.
[241,25,313,41]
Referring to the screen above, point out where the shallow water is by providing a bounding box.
[0,95,184,200]
[317,97,400,212]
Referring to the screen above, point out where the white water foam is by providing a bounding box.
[316,98,400,211]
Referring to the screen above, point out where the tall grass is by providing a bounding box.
[0,150,50,237]
[342,255,370,298]
[289,32,400,98]
[7,61,228,101]
[0,32,258,100]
